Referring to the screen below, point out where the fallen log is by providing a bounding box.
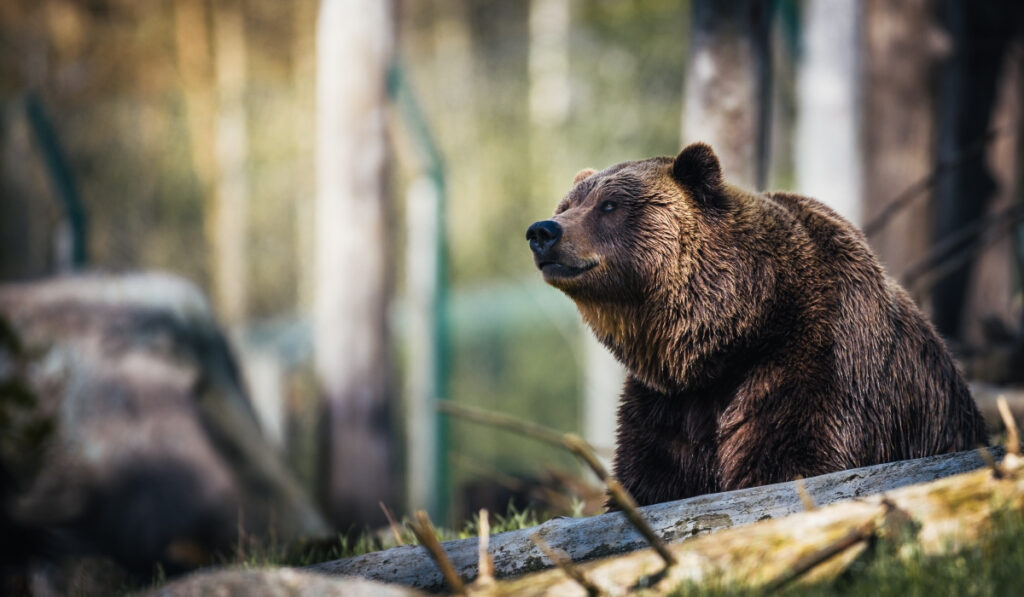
[310,447,1001,590]
[492,450,1024,595]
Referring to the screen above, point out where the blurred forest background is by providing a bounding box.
[2,0,1024,561]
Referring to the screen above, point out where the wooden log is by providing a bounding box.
[309,447,1000,591]
[492,451,1024,595]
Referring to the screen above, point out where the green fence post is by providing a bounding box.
[389,62,451,524]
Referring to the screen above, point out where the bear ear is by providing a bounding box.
[573,168,596,185]
[671,142,724,205]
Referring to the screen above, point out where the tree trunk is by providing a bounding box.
[292,0,318,315]
[861,0,946,284]
[314,0,396,529]
[932,1,1024,342]
[683,0,773,190]
[958,41,1022,348]
[172,0,216,201]
[796,0,862,225]
[211,0,249,326]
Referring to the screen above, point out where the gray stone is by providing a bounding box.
[0,273,329,574]
[147,568,423,597]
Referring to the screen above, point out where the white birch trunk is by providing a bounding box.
[682,0,772,189]
[796,0,862,225]
[314,0,396,527]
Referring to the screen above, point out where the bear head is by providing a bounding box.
[525,143,743,382]
[526,142,728,301]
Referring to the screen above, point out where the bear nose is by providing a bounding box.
[526,220,563,255]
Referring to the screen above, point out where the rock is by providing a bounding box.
[147,568,424,597]
[0,273,329,575]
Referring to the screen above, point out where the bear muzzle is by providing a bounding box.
[526,219,599,282]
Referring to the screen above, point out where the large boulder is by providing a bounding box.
[0,273,329,576]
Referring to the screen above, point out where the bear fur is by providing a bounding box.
[526,143,987,506]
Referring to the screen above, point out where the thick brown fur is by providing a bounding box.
[528,143,987,506]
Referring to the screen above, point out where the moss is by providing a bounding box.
[209,500,552,573]
[668,507,1024,597]
[688,513,733,536]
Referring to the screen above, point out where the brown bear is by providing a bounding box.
[526,143,988,506]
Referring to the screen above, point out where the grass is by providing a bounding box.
[215,499,1024,596]
[116,498,575,594]
[124,499,1024,595]
[226,500,558,570]
[669,508,1024,597]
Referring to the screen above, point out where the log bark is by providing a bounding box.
[310,447,999,591]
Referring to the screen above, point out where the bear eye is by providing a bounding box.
[600,200,617,213]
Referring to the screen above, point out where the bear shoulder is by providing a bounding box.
[764,191,883,276]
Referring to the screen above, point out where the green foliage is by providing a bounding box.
[458,502,541,539]
[448,321,584,515]
[669,509,1024,597]
[232,532,383,569]
[403,0,690,286]
[2,0,697,522]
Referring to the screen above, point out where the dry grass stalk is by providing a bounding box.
[379,501,405,546]
[977,446,1002,479]
[794,477,816,511]
[604,478,677,568]
[409,510,465,595]
[998,396,1021,456]
[476,509,495,586]
[439,402,676,569]
[437,401,567,447]
[766,519,875,593]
